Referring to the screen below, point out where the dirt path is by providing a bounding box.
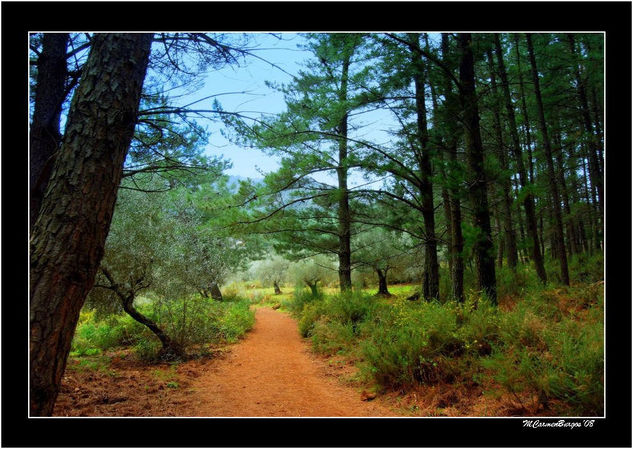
[187,307,398,417]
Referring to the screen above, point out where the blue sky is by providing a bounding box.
[182,33,311,179]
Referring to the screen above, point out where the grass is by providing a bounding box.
[286,253,604,416]
[71,294,256,363]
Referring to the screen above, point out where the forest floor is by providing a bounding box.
[54,305,554,417]
[54,307,397,417]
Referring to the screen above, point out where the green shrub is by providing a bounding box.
[298,302,324,338]
[483,297,604,415]
[218,300,256,342]
[361,300,463,387]
[134,338,162,362]
[288,288,324,316]
[325,291,376,331]
[72,295,255,359]
[311,319,357,355]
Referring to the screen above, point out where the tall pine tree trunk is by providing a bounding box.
[410,34,439,301]
[441,33,464,302]
[567,34,604,217]
[336,46,353,292]
[30,33,69,228]
[526,33,570,286]
[29,33,153,416]
[458,33,497,304]
[513,34,536,184]
[494,34,547,284]
[486,48,518,270]
[425,35,454,277]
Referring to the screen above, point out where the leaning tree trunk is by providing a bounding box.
[30,33,69,229]
[526,33,570,286]
[210,282,223,301]
[29,33,153,416]
[99,267,184,360]
[458,33,497,305]
[121,295,183,360]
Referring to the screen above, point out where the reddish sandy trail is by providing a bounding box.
[187,307,397,417]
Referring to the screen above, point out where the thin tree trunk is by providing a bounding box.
[336,46,353,292]
[30,33,69,229]
[441,33,464,302]
[29,33,152,416]
[486,48,518,269]
[410,34,439,301]
[552,125,577,257]
[494,203,505,268]
[513,34,536,184]
[526,33,569,285]
[99,268,183,359]
[567,34,604,216]
[458,33,497,304]
[425,36,453,276]
[494,33,547,284]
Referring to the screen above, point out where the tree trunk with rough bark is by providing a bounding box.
[336,46,353,292]
[458,33,497,304]
[29,33,153,416]
[30,33,69,229]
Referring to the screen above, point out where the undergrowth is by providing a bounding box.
[71,295,255,362]
[289,254,604,416]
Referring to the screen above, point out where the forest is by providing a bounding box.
[29,32,604,418]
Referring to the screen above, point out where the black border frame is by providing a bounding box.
[3,2,630,447]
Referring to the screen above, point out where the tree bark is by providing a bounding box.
[411,33,439,301]
[306,280,320,296]
[440,33,464,302]
[210,282,223,301]
[121,296,183,360]
[494,34,547,284]
[567,34,604,217]
[29,33,153,416]
[30,33,69,229]
[375,269,392,297]
[99,267,183,360]
[526,33,570,286]
[336,44,353,292]
[552,123,578,257]
[512,34,536,185]
[458,33,497,304]
[486,48,518,270]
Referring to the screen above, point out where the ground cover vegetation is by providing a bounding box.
[30,32,603,417]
